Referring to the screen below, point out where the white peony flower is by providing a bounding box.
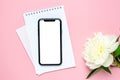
[83,32,119,69]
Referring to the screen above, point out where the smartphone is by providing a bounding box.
[38,18,62,65]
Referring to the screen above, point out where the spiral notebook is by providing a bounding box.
[16,6,75,75]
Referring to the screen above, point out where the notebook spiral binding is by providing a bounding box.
[25,6,63,16]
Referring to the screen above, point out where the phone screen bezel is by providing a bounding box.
[38,18,62,65]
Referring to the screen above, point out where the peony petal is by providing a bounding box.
[108,42,119,53]
[102,54,113,67]
[107,35,118,43]
[86,62,101,69]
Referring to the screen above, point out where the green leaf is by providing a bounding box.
[114,57,120,67]
[116,35,120,42]
[114,45,120,57]
[86,67,102,79]
[101,66,111,74]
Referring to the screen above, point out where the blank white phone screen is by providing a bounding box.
[39,19,61,64]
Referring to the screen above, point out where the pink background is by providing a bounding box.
[1,0,120,80]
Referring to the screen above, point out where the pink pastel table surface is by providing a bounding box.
[1,0,120,80]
